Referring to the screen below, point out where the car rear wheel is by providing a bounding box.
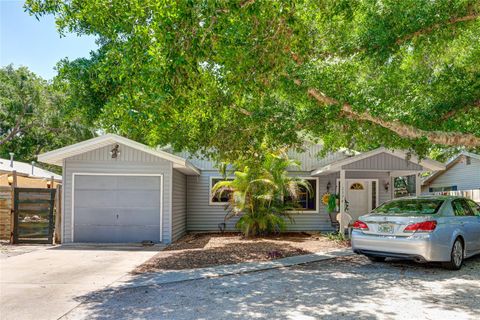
[443,238,464,270]
[367,256,386,262]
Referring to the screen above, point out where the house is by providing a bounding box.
[422,151,480,192]
[0,157,61,188]
[38,134,445,244]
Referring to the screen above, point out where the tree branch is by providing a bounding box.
[230,104,252,116]
[0,116,23,146]
[396,13,479,45]
[240,0,256,8]
[307,88,480,147]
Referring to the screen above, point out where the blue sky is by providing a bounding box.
[0,0,98,79]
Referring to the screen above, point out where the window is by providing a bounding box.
[452,200,474,216]
[373,199,444,215]
[210,178,233,204]
[429,186,458,192]
[466,200,480,216]
[371,181,377,210]
[393,175,416,198]
[285,179,317,211]
[350,183,364,190]
[466,156,471,165]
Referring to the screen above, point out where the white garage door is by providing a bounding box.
[73,175,162,243]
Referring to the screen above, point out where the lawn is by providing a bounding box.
[134,232,348,273]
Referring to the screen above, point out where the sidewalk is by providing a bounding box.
[113,248,354,289]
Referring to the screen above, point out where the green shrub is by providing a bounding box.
[212,152,312,237]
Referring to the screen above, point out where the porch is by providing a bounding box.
[311,148,446,230]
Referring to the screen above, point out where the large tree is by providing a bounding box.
[0,65,94,163]
[25,0,480,160]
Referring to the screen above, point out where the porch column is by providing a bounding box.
[339,169,346,232]
[415,172,422,196]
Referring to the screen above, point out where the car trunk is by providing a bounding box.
[360,213,436,236]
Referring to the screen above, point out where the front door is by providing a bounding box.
[347,181,369,220]
[337,179,378,220]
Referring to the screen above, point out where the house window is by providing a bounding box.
[429,186,458,192]
[393,175,416,198]
[350,183,364,190]
[466,156,471,165]
[371,181,377,209]
[285,179,317,211]
[210,178,233,205]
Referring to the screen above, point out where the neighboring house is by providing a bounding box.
[422,152,480,192]
[38,134,444,244]
[0,157,61,188]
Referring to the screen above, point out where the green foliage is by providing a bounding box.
[212,152,312,237]
[327,194,338,214]
[326,232,346,242]
[24,0,480,160]
[0,65,94,168]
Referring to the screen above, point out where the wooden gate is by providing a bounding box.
[13,188,56,244]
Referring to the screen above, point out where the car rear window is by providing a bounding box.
[373,199,444,215]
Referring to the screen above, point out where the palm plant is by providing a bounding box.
[212,152,312,237]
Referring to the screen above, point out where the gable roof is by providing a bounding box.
[422,151,480,186]
[311,147,445,175]
[0,158,61,180]
[37,134,200,175]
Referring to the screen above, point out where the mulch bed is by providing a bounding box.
[134,232,348,273]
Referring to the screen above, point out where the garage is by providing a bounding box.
[37,134,200,244]
[73,174,162,243]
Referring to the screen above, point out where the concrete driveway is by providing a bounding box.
[62,255,480,320]
[0,245,160,320]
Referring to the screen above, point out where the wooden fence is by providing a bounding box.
[13,188,56,244]
[424,189,480,203]
[0,172,62,243]
[0,186,12,240]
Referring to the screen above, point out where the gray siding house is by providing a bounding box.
[422,152,480,192]
[38,134,445,244]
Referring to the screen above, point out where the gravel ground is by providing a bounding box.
[0,242,52,259]
[64,254,480,320]
[135,232,347,272]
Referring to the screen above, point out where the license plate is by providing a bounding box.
[378,224,394,234]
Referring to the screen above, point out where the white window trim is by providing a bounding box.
[287,177,320,214]
[71,173,164,243]
[209,176,234,206]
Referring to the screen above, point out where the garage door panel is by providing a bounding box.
[116,176,161,190]
[74,208,115,225]
[116,208,161,226]
[75,190,118,208]
[74,225,159,243]
[116,190,161,207]
[75,175,118,190]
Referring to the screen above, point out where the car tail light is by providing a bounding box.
[352,220,369,230]
[404,221,437,233]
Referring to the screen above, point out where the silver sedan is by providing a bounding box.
[351,196,480,270]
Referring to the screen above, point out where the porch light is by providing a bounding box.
[384,181,389,192]
[326,181,331,192]
[110,144,120,158]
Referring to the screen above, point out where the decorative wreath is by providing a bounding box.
[322,193,331,205]
[322,193,339,213]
